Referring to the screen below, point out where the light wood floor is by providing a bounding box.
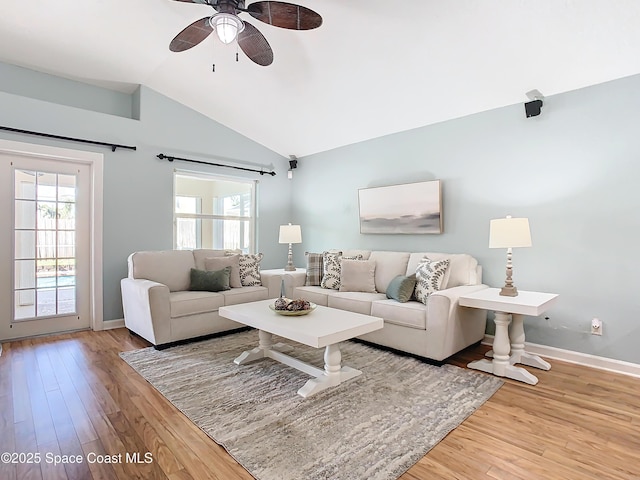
[0,328,638,480]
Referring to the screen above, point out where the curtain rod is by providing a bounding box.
[0,125,137,152]
[157,153,276,176]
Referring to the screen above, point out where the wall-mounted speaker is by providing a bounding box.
[525,99,543,118]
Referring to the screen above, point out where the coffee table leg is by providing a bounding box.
[297,344,362,398]
[234,330,292,365]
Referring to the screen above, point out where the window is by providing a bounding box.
[174,172,256,252]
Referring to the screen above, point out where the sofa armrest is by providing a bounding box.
[284,270,307,298]
[425,284,489,360]
[121,278,171,345]
[431,284,489,304]
[260,270,284,298]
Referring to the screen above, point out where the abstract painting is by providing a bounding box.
[358,180,442,234]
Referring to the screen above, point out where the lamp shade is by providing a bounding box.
[210,13,244,44]
[279,224,302,244]
[489,217,532,248]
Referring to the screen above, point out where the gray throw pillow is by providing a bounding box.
[189,267,231,292]
[386,274,417,303]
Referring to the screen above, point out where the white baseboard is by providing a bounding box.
[102,318,125,330]
[483,335,640,378]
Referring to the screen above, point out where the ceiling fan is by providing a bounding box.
[169,0,322,66]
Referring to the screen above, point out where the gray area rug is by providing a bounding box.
[120,330,502,480]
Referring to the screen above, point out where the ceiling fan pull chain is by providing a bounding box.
[212,64,215,72]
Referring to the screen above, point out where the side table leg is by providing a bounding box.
[510,314,551,371]
[468,312,511,376]
[490,312,512,377]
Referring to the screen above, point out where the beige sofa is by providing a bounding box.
[292,250,489,362]
[120,249,282,348]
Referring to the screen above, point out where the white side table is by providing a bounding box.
[459,288,558,385]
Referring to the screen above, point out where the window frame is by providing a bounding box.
[173,170,257,253]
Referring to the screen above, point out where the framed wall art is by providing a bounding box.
[358,180,442,234]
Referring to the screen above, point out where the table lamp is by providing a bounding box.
[489,216,532,297]
[279,223,302,271]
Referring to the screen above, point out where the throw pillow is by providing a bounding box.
[320,251,363,290]
[204,255,241,288]
[386,274,417,303]
[305,252,324,286]
[339,259,377,293]
[414,257,450,304]
[320,251,342,289]
[189,267,231,292]
[238,253,263,286]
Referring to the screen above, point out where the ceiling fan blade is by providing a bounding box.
[169,17,214,52]
[238,21,273,66]
[247,1,322,30]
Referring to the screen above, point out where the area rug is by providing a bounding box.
[120,330,502,480]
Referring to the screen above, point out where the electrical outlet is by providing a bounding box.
[591,318,602,336]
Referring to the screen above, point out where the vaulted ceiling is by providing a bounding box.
[1,0,639,157]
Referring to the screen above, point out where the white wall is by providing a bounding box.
[291,74,640,364]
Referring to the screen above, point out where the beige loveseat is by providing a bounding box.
[121,249,281,348]
[291,250,488,362]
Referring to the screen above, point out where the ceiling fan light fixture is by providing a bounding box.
[209,13,245,44]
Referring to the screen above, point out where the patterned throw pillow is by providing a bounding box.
[238,253,263,286]
[305,252,324,286]
[320,251,362,290]
[414,257,450,304]
[320,251,342,289]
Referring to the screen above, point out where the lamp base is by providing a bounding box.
[284,264,296,272]
[499,285,518,297]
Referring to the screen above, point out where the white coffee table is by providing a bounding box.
[218,299,384,398]
[459,288,558,385]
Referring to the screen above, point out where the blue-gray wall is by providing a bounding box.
[291,74,640,364]
[2,61,639,365]
[0,63,292,323]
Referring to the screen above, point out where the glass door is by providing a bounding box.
[5,156,90,337]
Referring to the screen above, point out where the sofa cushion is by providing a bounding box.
[238,253,263,286]
[169,290,225,318]
[293,285,330,306]
[328,292,386,315]
[129,250,195,292]
[339,259,377,293]
[193,248,241,270]
[205,255,241,288]
[189,267,231,292]
[342,249,372,260]
[221,286,269,306]
[368,251,411,294]
[414,258,450,304]
[386,274,417,303]
[371,300,427,330]
[305,252,324,286]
